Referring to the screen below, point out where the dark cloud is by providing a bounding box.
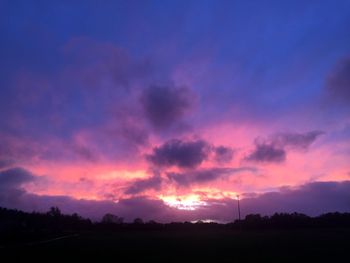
[240,181,350,217]
[0,167,36,209]
[0,136,41,164]
[272,131,324,150]
[124,175,162,195]
[0,167,35,188]
[72,144,98,162]
[246,131,323,163]
[214,146,234,163]
[147,139,210,168]
[119,123,149,146]
[0,159,15,169]
[141,85,194,129]
[245,143,286,163]
[109,106,150,147]
[167,167,257,186]
[327,57,350,104]
[114,197,173,221]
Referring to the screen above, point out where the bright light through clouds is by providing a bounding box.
[160,195,208,211]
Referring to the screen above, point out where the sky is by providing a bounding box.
[0,0,350,222]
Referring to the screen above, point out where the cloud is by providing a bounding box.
[0,167,171,222]
[214,146,234,163]
[114,197,173,221]
[109,106,150,147]
[327,57,350,105]
[246,131,323,163]
[147,139,210,168]
[119,121,149,146]
[0,159,15,169]
[272,131,324,150]
[167,167,257,186]
[71,144,98,162]
[0,167,35,189]
[0,135,41,164]
[141,85,195,129]
[0,167,36,209]
[240,181,350,217]
[0,173,349,222]
[124,174,162,195]
[245,142,286,163]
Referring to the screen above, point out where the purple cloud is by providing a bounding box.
[124,174,162,195]
[0,159,15,169]
[240,181,350,217]
[0,167,35,188]
[246,131,323,163]
[141,85,194,129]
[147,139,210,169]
[272,131,324,150]
[71,144,98,162]
[327,57,350,105]
[245,142,286,163]
[214,146,234,163]
[167,167,256,186]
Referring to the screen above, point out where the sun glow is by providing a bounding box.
[191,188,239,200]
[160,195,208,210]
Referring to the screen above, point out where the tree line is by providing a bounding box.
[1,206,350,241]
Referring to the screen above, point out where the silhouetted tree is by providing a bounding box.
[133,218,144,224]
[102,213,124,224]
[47,206,61,217]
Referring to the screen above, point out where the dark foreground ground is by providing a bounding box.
[2,228,349,262]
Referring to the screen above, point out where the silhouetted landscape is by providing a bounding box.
[1,206,349,262]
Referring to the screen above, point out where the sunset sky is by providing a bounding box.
[0,0,350,222]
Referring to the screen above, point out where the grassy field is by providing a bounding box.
[2,228,349,262]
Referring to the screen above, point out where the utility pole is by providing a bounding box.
[237,194,241,221]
